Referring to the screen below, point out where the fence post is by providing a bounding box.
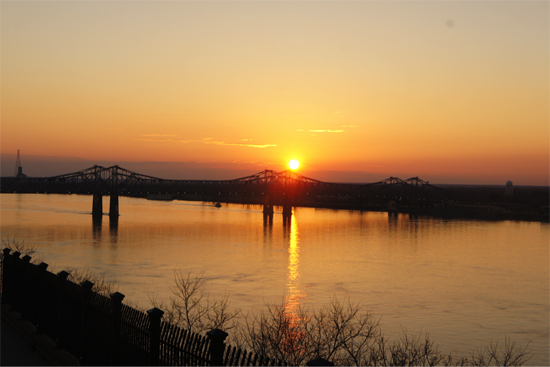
[147,307,164,366]
[110,292,125,366]
[56,270,69,348]
[207,329,228,366]
[79,280,94,365]
[35,262,48,331]
[306,358,334,366]
[19,255,32,320]
[1,248,12,305]
[11,251,22,312]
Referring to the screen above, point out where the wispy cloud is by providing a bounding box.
[142,134,177,137]
[231,159,262,165]
[136,137,182,142]
[297,129,344,133]
[206,140,276,148]
[135,136,276,148]
[136,134,183,142]
[341,125,356,128]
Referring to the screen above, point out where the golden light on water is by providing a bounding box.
[281,214,308,354]
[286,214,305,314]
[288,216,299,283]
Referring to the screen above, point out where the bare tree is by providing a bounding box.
[236,296,532,367]
[64,266,119,296]
[237,296,381,366]
[150,270,240,334]
[2,236,37,258]
[363,328,452,366]
[453,337,532,366]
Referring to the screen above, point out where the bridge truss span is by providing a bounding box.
[1,165,448,214]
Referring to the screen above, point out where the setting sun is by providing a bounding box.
[289,159,300,170]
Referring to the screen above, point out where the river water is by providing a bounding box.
[1,193,548,365]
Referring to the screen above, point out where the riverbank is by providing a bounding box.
[138,184,550,222]
[146,195,549,223]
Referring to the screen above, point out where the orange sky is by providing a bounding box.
[1,1,548,184]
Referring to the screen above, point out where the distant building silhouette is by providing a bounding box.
[14,150,27,178]
[505,180,513,197]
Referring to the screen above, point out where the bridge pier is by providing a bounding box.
[282,205,292,216]
[92,193,103,218]
[282,206,292,228]
[262,204,273,215]
[109,193,119,218]
[282,211,292,230]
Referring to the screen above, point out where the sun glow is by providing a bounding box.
[289,159,300,170]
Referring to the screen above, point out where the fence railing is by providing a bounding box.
[1,248,332,366]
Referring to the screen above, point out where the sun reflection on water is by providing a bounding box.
[286,213,306,314]
[281,213,308,356]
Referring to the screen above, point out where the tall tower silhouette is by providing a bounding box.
[14,150,26,178]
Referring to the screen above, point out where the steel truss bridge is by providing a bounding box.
[1,165,447,217]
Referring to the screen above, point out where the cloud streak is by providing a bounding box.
[141,134,177,137]
[206,141,277,148]
[136,135,276,148]
[296,129,345,133]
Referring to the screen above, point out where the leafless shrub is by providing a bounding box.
[2,236,37,258]
[64,266,118,296]
[1,237,43,292]
[235,297,532,366]
[149,270,240,334]
[237,296,381,366]
[1,238,115,296]
[453,337,532,366]
[364,328,452,366]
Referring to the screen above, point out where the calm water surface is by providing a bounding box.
[1,194,548,365]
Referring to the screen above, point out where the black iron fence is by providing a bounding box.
[1,248,307,366]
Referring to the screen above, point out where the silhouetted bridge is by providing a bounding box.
[1,165,447,218]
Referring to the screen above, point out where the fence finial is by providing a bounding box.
[110,292,125,365]
[80,280,94,290]
[110,291,125,302]
[207,329,228,366]
[307,357,335,366]
[147,307,164,366]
